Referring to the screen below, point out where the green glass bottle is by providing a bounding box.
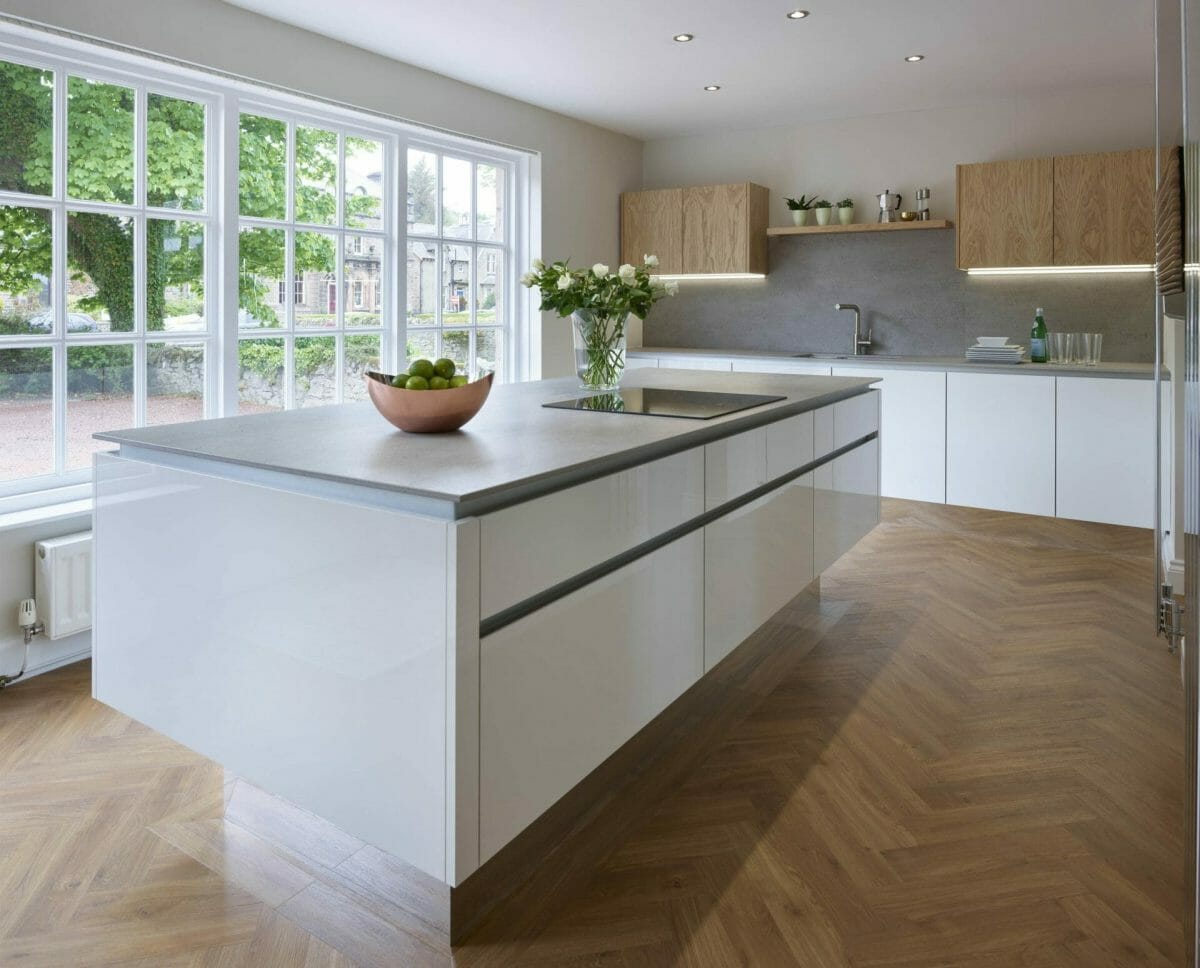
[1030,307,1047,363]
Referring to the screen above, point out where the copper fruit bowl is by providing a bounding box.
[365,370,494,433]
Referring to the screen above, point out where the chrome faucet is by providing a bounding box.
[834,303,872,355]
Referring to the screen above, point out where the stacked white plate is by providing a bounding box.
[965,337,1025,364]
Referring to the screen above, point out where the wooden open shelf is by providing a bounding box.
[767,218,954,236]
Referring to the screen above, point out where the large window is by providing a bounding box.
[0,31,527,501]
[237,111,386,410]
[406,147,507,377]
[0,57,212,488]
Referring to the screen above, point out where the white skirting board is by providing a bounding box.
[0,630,90,684]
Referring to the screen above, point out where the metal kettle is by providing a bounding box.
[877,190,902,223]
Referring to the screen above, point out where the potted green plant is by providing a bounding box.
[813,199,834,226]
[785,194,817,226]
[836,198,855,225]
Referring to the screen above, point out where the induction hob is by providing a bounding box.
[543,387,785,420]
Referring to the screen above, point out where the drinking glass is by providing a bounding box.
[1083,333,1103,366]
[1066,332,1082,364]
[1048,332,1067,364]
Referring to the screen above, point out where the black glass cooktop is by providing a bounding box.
[543,388,785,420]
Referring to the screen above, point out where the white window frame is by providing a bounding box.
[0,23,535,510]
[405,141,519,382]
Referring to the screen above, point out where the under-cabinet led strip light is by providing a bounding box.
[656,273,767,281]
[966,265,1154,276]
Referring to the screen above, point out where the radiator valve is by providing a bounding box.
[18,598,43,646]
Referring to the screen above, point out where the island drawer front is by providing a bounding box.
[480,448,704,620]
[478,532,704,864]
[704,472,815,671]
[765,412,816,480]
[705,427,768,509]
[833,390,880,449]
[815,438,882,574]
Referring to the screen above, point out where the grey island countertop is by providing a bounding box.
[631,346,1161,380]
[96,368,876,518]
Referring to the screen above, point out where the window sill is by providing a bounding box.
[0,498,93,533]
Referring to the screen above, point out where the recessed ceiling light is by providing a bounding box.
[673,33,694,42]
[905,54,925,62]
[786,9,810,18]
[703,85,721,92]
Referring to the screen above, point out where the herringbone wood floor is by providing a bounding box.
[0,500,1184,967]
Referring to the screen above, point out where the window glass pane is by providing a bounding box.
[442,329,470,376]
[407,148,437,233]
[146,94,205,210]
[476,248,502,327]
[148,219,204,333]
[238,227,285,329]
[345,235,382,328]
[344,333,379,402]
[441,156,471,236]
[476,164,504,241]
[147,342,204,426]
[345,137,383,229]
[0,60,53,196]
[0,347,53,481]
[67,212,134,333]
[477,328,501,378]
[66,343,133,471]
[239,113,287,219]
[295,126,337,225]
[407,239,436,327]
[67,77,134,204]
[406,330,436,365]
[238,338,284,411]
[442,243,471,325]
[295,231,336,328]
[294,335,335,408]
[0,206,52,336]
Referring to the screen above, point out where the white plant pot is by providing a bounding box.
[815,208,832,226]
[790,209,809,226]
[838,207,854,225]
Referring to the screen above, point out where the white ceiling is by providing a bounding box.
[220,0,1155,141]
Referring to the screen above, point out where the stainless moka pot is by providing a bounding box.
[877,190,902,223]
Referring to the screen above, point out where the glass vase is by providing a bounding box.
[571,309,628,392]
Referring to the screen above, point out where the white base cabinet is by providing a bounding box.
[832,366,946,503]
[946,372,1056,516]
[704,474,815,671]
[479,532,704,863]
[1055,377,1156,528]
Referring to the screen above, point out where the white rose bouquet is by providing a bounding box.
[521,254,677,390]
[520,255,675,320]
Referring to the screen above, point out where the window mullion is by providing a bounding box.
[218,93,241,416]
[134,85,147,426]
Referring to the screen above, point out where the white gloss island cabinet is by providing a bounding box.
[631,350,1156,528]
[91,369,879,938]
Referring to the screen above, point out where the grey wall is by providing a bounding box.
[644,231,1155,361]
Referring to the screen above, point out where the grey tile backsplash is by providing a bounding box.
[642,232,1155,362]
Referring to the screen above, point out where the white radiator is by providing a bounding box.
[35,531,93,639]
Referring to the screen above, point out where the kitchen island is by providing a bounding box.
[92,367,880,941]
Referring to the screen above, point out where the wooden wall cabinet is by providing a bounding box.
[955,158,1054,268]
[1053,149,1156,265]
[620,188,682,274]
[621,182,769,275]
[956,147,1167,268]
